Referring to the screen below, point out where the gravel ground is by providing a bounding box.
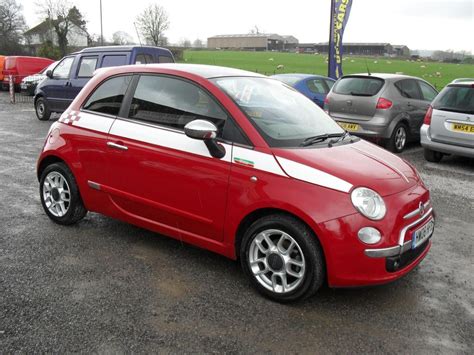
[0,92,473,353]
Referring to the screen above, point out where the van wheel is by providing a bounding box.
[386,123,408,153]
[424,148,443,163]
[39,162,87,225]
[240,214,324,303]
[35,97,51,121]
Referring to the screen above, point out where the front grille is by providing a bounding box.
[385,239,430,272]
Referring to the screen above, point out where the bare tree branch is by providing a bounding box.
[136,4,169,46]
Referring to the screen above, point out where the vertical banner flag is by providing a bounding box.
[328,0,353,79]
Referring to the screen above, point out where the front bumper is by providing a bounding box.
[420,124,474,158]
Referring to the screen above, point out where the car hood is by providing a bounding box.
[272,139,419,196]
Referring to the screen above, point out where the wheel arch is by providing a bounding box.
[37,155,67,181]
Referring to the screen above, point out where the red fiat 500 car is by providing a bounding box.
[37,64,434,302]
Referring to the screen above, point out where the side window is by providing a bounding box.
[324,79,335,90]
[82,75,132,116]
[306,78,328,94]
[418,81,438,101]
[129,75,228,132]
[101,55,127,68]
[135,54,153,64]
[395,79,422,100]
[52,57,75,79]
[77,56,98,78]
[158,55,174,63]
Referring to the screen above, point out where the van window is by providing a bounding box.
[83,75,132,116]
[135,54,153,64]
[77,57,98,77]
[158,55,174,63]
[101,55,127,68]
[53,57,75,79]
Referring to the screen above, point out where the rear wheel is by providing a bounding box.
[39,162,87,225]
[423,148,443,163]
[35,97,51,121]
[386,123,408,153]
[240,214,325,302]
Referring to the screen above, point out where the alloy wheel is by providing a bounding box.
[395,126,407,151]
[42,171,71,217]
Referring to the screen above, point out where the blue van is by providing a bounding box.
[34,45,174,120]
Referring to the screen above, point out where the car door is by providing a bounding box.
[105,74,239,242]
[46,56,76,111]
[394,79,427,135]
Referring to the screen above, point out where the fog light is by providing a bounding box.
[358,227,381,244]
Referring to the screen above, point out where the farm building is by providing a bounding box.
[207,34,299,51]
[297,42,410,57]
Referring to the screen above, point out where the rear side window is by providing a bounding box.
[101,55,127,68]
[395,79,422,100]
[324,79,335,90]
[418,81,438,101]
[333,77,384,96]
[158,55,174,63]
[129,75,227,130]
[135,54,153,64]
[83,75,132,116]
[306,78,328,94]
[52,57,75,79]
[432,86,474,114]
[77,57,98,77]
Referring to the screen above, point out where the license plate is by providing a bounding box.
[452,123,474,134]
[337,122,359,132]
[412,218,434,249]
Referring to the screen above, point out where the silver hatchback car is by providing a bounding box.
[421,81,474,162]
[325,74,438,152]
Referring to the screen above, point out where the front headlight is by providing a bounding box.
[351,187,386,220]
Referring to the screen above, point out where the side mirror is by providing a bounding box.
[184,119,225,159]
[46,70,53,79]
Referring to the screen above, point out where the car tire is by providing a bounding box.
[35,97,51,121]
[39,162,87,225]
[423,148,443,163]
[240,214,325,303]
[386,123,408,153]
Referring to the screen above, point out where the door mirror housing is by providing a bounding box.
[184,119,225,158]
[46,70,53,79]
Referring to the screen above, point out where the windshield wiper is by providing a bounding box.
[328,131,351,147]
[300,133,343,147]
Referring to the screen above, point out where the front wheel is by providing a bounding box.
[240,214,325,302]
[39,162,87,225]
[35,97,51,121]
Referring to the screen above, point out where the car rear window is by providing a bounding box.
[432,85,474,114]
[333,77,384,96]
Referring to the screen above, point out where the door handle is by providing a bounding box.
[107,142,128,150]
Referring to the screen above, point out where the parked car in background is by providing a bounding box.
[20,61,58,96]
[421,81,474,162]
[325,74,438,152]
[451,78,474,84]
[2,56,54,91]
[271,73,335,107]
[34,45,175,120]
[0,55,5,89]
[37,64,434,302]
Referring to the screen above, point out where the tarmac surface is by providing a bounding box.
[1,92,473,353]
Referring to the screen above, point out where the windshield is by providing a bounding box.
[211,77,343,148]
[433,86,474,114]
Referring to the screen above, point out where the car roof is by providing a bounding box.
[447,81,474,87]
[342,73,422,81]
[271,73,334,80]
[76,45,167,54]
[95,63,266,79]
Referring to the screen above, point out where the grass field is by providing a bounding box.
[183,50,474,89]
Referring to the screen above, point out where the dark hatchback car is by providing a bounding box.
[325,74,438,152]
[271,73,335,108]
[34,45,174,120]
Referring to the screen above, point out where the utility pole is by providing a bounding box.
[100,0,104,45]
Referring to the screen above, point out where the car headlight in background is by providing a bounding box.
[351,187,386,220]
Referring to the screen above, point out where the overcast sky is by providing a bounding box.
[20,0,474,52]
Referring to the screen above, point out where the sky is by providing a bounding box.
[20,0,474,52]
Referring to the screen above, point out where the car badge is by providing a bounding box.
[419,202,425,216]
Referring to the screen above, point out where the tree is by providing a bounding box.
[36,0,87,56]
[0,0,27,54]
[179,38,191,48]
[136,4,169,46]
[37,39,61,59]
[193,38,203,48]
[112,31,133,45]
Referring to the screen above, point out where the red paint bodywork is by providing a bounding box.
[2,56,54,85]
[38,65,433,287]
